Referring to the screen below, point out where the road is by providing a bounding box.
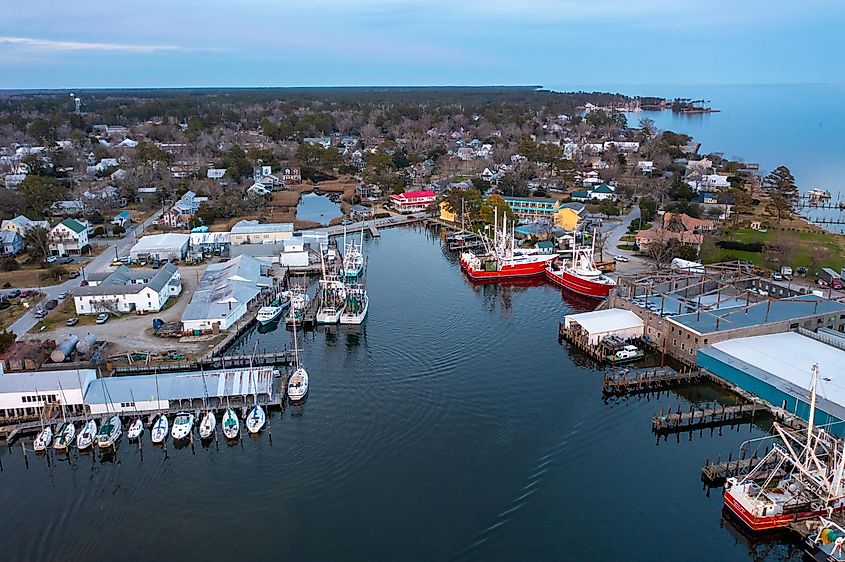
[598,206,649,274]
[9,210,162,339]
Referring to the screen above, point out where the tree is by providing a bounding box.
[479,194,515,224]
[597,198,620,217]
[25,226,51,261]
[443,187,483,224]
[19,175,62,216]
[195,203,217,227]
[638,196,657,223]
[764,165,798,229]
[497,174,529,197]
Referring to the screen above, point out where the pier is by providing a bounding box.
[602,367,704,395]
[701,452,779,485]
[652,403,768,434]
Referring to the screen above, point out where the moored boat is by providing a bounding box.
[341,227,365,279]
[287,367,309,402]
[151,414,169,444]
[285,288,310,325]
[199,411,216,439]
[246,404,265,434]
[222,408,239,439]
[33,425,53,452]
[127,418,144,440]
[171,412,195,441]
[77,419,97,450]
[96,415,122,449]
[339,284,368,325]
[53,422,76,450]
[316,278,346,324]
[257,305,284,325]
[604,345,645,365]
[544,234,616,299]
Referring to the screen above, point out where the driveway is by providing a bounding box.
[600,206,650,275]
[9,209,163,338]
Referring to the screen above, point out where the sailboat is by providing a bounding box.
[96,415,122,448]
[32,388,52,452]
[222,387,239,439]
[171,412,195,441]
[77,418,97,450]
[245,370,265,434]
[287,314,309,402]
[126,389,144,440]
[53,381,76,450]
[340,226,365,279]
[316,250,346,324]
[198,371,215,439]
[151,414,169,444]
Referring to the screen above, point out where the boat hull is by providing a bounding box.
[459,255,555,280]
[544,267,614,299]
[339,298,368,325]
[723,489,844,532]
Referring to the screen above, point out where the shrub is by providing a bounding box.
[715,240,763,252]
[0,257,20,271]
[374,212,391,219]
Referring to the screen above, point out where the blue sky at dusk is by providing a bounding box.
[2,0,843,89]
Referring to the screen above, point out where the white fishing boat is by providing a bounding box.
[77,419,97,450]
[96,415,122,449]
[246,404,265,434]
[316,278,346,324]
[285,288,310,325]
[53,422,76,450]
[151,414,169,444]
[340,226,365,279]
[257,293,290,325]
[199,411,216,439]
[171,412,195,441]
[33,425,53,452]
[339,284,368,325]
[127,418,144,440]
[222,408,239,439]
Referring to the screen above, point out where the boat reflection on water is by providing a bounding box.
[719,508,803,559]
[257,320,281,335]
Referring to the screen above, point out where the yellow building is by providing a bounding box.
[501,196,585,231]
[553,206,582,230]
[439,201,457,223]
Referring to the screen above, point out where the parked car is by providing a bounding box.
[0,300,9,310]
[341,219,354,226]
[20,290,34,298]
[6,289,21,299]
[110,260,124,267]
[33,309,47,318]
[60,257,74,264]
[45,299,58,310]
[46,256,58,264]
[68,270,80,279]
[614,255,630,262]
[796,266,809,276]
[95,313,109,324]
[58,291,68,299]
[66,317,79,327]
[772,272,784,281]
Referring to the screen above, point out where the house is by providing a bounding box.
[356,184,383,199]
[129,233,190,262]
[455,147,474,161]
[116,138,138,148]
[247,183,271,197]
[3,173,26,189]
[350,205,373,221]
[696,174,731,191]
[48,218,89,257]
[163,191,206,228]
[439,201,457,223]
[0,231,24,256]
[480,167,498,183]
[569,183,617,202]
[303,137,332,149]
[501,196,585,231]
[695,191,735,219]
[207,168,227,180]
[637,161,654,175]
[635,213,715,252]
[73,263,181,315]
[181,255,272,333]
[136,187,158,203]
[229,220,294,245]
[50,200,86,216]
[280,167,302,184]
[111,211,132,228]
[390,190,436,213]
[603,141,640,153]
[2,215,49,237]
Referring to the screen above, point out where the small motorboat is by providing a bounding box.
[287,367,309,402]
[96,415,122,449]
[127,418,144,440]
[199,411,216,440]
[151,414,169,444]
[171,412,195,441]
[77,419,97,450]
[222,408,239,439]
[257,305,284,325]
[53,422,76,450]
[246,404,265,434]
[33,425,53,452]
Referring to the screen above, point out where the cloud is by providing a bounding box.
[0,37,202,54]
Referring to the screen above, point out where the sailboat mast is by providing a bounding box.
[58,380,67,423]
[807,363,819,450]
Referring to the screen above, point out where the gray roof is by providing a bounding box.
[670,295,845,335]
[83,366,275,404]
[181,255,271,322]
[0,369,97,393]
[130,233,190,253]
[75,263,179,297]
[230,220,293,235]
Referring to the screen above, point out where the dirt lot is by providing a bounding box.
[24,263,224,359]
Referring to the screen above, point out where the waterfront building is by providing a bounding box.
[563,308,645,346]
[0,368,95,419]
[181,255,271,333]
[390,190,436,213]
[73,263,181,315]
[501,196,585,230]
[129,233,190,262]
[229,220,294,245]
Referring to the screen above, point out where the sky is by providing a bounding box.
[1,0,844,89]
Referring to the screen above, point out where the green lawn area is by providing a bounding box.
[617,243,635,251]
[701,227,845,273]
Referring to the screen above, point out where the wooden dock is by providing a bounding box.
[602,368,704,395]
[701,453,779,484]
[652,403,769,434]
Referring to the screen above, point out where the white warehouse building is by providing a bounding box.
[129,233,190,262]
[74,263,182,315]
[563,308,645,346]
[0,368,96,419]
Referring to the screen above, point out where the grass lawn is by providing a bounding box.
[35,297,99,332]
[0,295,44,331]
[701,227,845,273]
[617,243,635,251]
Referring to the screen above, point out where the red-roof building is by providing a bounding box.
[390,190,436,213]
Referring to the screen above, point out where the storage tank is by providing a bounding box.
[76,333,98,355]
[50,335,79,363]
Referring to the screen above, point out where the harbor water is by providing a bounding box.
[296,191,343,225]
[0,226,803,561]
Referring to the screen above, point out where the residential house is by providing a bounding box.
[3,173,26,189]
[501,196,585,231]
[181,255,272,333]
[247,183,271,197]
[48,218,89,257]
[635,213,715,253]
[50,200,86,216]
[207,168,227,180]
[350,205,373,221]
[0,231,24,256]
[695,192,735,219]
[136,187,158,203]
[163,191,206,228]
[637,161,654,175]
[73,263,181,315]
[455,147,474,161]
[603,141,640,153]
[303,137,332,149]
[116,138,138,148]
[2,215,49,237]
[111,211,132,228]
[694,174,731,192]
[356,183,383,199]
[390,190,436,213]
[480,167,498,183]
[570,183,617,202]
[280,167,302,184]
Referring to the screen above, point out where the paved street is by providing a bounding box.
[8,210,162,338]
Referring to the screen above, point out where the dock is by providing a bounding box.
[701,452,779,485]
[652,403,768,434]
[602,367,704,395]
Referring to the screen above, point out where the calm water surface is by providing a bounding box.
[297,192,343,225]
[0,227,802,561]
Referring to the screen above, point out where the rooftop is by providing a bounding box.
[182,255,270,322]
[0,369,96,394]
[669,295,845,335]
[230,220,294,234]
[130,233,190,252]
[564,308,644,334]
[75,263,179,297]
